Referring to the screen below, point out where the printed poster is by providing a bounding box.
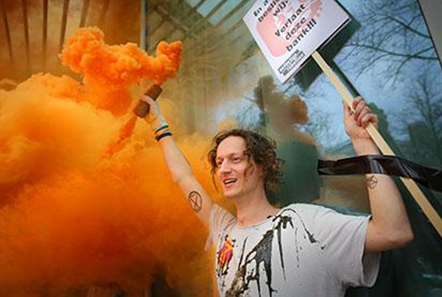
[243,0,350,83]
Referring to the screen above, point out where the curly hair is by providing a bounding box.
[207,129,284,192]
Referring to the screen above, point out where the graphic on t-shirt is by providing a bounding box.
[225,209,322,297]
[217,236,235,276]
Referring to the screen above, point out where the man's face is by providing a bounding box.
[215,136,264,199]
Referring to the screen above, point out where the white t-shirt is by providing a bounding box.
[209,203,380,297]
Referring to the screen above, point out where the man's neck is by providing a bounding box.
[234,190,280,227]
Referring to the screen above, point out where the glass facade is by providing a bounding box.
[143,0,442,296]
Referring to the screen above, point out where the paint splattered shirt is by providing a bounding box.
[209,203,380,297]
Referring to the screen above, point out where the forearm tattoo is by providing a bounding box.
[367,175,378,189]
[188,191,202,213]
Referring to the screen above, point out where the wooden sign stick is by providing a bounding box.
[312,51,442,239]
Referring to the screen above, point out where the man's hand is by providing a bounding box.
[139,95,167,133]
[343,97,378,140]
[343,97,379,155]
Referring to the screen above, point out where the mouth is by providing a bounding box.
[222,178,237,187]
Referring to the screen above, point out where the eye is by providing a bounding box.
[233,157,241,163]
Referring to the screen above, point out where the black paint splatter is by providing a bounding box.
[225,208,323,297]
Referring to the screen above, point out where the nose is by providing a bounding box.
[218,159,231,174]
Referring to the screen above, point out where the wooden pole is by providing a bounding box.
[59,0,70,52]
[311,50,442,239]
[22,0,30,73]
[42,0,48,70]
[140,0,149,51]
[79,0,90,27]
[0,0,14,63]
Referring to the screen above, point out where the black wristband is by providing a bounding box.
[154,124,169,134]
[155,131,172,142]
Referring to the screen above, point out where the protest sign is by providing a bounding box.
[243,0,349,83]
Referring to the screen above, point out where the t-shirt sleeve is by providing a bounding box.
[311,205,381,287]
[205,204,236,250]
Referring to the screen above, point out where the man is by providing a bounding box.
[141,95,413,297]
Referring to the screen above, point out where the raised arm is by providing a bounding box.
[141,96,213,227]
[344,97,414,253]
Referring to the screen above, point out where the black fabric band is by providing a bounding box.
[155,131,172,142]
[154,124,169,134]
[317,155,442,192]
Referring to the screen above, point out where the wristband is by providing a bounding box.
[155,131,172,142]
[154,124,169,135]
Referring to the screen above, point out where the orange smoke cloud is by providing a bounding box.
[60,27,182,89]
[59,27,182,117]
[0,27,213,296]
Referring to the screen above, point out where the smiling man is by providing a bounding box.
[141,95,413,297]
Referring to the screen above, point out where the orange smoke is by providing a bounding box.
[60,27,182,88]
[59,27,182,116]
[0,27,213,296]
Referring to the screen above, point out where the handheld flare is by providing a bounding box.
[133,84,162,117]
